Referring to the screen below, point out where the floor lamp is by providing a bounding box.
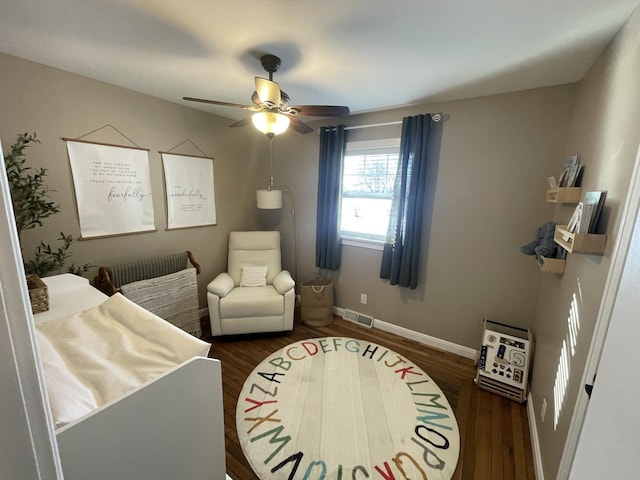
[256,136,299,290]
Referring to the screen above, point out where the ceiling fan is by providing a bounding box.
[183,54,350,136]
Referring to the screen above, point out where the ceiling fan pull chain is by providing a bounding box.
[269,136,275,187]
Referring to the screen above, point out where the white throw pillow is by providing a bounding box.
[240,265,268,287]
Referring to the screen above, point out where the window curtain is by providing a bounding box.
[380,114,440,289]
[315,125,347,270]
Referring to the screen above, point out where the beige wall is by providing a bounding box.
[0,53,579,352]
[274,85,577,349]
[530,6,640,479]
[0,52,270,308]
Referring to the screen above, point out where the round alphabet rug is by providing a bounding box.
[236,337,459,479]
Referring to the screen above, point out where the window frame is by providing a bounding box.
[340,138,401,249]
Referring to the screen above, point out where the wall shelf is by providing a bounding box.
[554,225,606,255]
[545,187,582,203]
[537,255,566,274]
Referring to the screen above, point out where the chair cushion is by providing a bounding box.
[220,285,284,318]
[228,231,282,285]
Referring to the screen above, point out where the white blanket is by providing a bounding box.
[36,293,211,428]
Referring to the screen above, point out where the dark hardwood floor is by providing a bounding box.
[205,314,536,480]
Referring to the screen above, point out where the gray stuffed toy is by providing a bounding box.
[521,221,558,258]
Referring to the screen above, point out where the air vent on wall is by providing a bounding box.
[343,309,374,328]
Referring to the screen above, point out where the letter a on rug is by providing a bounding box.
[236,337,460,479]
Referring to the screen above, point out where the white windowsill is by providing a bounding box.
[341,237,385,251]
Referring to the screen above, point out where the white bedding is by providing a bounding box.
[36,292,211,428]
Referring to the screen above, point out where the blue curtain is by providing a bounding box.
[380,114,441,289]
[315,125,346,270]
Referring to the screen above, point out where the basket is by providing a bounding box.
[27,274,49,314]
[301,278,334,327]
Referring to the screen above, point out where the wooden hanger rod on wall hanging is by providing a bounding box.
[61,124,148,151]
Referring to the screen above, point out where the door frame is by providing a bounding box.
[0,139,63,479]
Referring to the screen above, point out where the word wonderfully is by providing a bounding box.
[169,188,207,201]
[238,338,458,480]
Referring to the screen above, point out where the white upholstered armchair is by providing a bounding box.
[207,231,295,336]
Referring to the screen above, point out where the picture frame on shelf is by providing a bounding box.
[567,203,582,233]
[558,154,581,187]
[558,168,570,188]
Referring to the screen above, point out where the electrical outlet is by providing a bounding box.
[360,293,367,304]
[541,397,548,423]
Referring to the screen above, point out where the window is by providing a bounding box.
[340,139,400,245]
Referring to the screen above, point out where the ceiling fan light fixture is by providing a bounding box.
[184,54,349,135]
[251,111,290,136]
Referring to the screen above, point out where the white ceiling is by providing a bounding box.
[1,0,638,121]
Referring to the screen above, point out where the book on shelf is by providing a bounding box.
[568,165,584,188]
[577,201,595,234]
[583,190,607,234]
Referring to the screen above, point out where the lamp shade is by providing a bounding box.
[257,189,283,209]
[252,112,290,136]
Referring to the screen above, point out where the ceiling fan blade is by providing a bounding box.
[229,117,252,128]
[289,105,350,117]
[183,97,252,110]
[255,77,281,108]
[288,117,314,134]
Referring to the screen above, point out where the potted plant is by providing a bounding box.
[4,132,91,311]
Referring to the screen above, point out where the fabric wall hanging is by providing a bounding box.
[65,140,155,239]
[160,152,216,229]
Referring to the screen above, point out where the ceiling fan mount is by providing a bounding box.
[259,54,281,80]
[183,54,350,135]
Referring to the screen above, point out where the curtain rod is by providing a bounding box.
[317,113,450,134]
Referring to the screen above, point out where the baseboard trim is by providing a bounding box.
[527,393,545,480]
[333,306,478,360]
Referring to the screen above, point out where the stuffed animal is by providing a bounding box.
[520,221,558,258]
